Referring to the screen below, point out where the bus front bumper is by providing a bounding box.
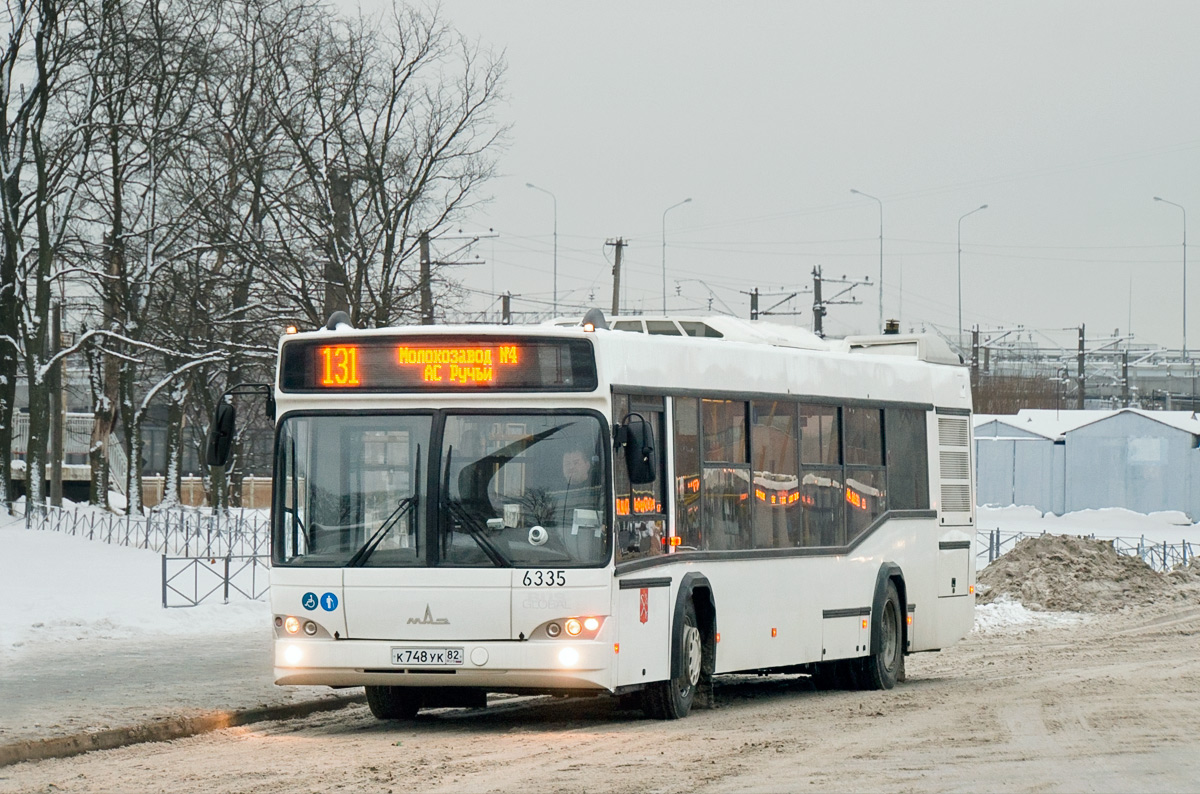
[273,637,615,691]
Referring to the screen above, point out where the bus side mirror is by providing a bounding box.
[616,419,656,485]
[206,402,237,468]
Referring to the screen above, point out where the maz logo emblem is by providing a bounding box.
[408,604,450,625]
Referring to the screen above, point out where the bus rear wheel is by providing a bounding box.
[642,600,702,720]
[365,685,421,720]
[861,580,902,690]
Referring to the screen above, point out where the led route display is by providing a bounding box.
[280,335,597,393]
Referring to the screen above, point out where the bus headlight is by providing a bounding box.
[284,616,301,634]
[284,645,303,665]
[558,647,579,667]
[564,618,582,636]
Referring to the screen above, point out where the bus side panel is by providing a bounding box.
[615,584,671,687]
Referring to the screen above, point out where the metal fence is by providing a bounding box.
[162,554,270,608]
[25,502,269,557]
[25,503,272,607]
[978,527,1196,573]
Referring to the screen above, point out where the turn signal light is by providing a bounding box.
[284,616,301,634]
[907,615,914,626]
[565,618,583,636]
[969,585,975,595]
[862,618,869,629]
[669,536,682,546]
[285,326,298,335]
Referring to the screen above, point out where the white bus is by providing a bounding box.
[229,311,975,720]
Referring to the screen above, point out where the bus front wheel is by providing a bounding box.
[642,600,702,719]
[861,580,902,690]
[365,685,421,720]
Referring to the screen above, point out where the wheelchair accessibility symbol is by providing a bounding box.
[302,592,318,611]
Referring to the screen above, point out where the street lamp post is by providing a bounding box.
[850,189,883,332]
[1154,196,1188,357]
[662,197,692,314]
[957,204,988,346]
[526,182,558,315]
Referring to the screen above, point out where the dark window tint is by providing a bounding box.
[679,322,723,338]
[800,405,839,465]
[703,399,747,463]
[844,407,883,466]
[645,321,682,335]
[702,466,751,550]
[673,397,702,548]
[886,408,929,510]
[800,467,844,546]
[751,401,800,549]
[845,468,886,540]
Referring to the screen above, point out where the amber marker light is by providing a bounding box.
[284,616,301,634]
[907,615,914,626]
[285,326,298,335]
[771,627,777,638]
[862,618,869,629]
[669,536,682,547]
[613,643,620,654]
[583,617,600,632]
[969,585,975,594]
[565,618,583,636]
[715,633,721,643]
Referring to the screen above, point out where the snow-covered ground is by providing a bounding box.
[0,507,267,658]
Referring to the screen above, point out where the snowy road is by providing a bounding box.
[4,601,1199,793]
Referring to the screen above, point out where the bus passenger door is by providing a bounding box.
[616,580,671,686]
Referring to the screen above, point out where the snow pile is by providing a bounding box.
[0,512,268,656]
[977,534,1179,612]
[973,596,1086,633]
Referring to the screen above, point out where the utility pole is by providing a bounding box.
[49,303,63,507]
[812,266,826,337]
[501,292,511,325]
[607,238,626,316]
[1077,324,1086,410]
[419,231,433,325]
[750,288,759,320]
[970,327,980,393]
[1122,350,1130,407]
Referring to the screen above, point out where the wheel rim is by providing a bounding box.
[881,601,898,670]
[682,624,702,689]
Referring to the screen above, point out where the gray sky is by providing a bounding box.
[428,1,1200,350]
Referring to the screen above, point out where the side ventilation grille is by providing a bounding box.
[936,414,973,526]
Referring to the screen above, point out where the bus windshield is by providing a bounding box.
[272,412,609,568]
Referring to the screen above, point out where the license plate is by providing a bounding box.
[391,647,464,666]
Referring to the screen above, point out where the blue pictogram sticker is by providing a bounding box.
[301,592,318,611]
[321,592,339,612]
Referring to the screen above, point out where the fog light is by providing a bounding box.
[304,621,317,636]
[558,647,579,666]
[565,618,582,636]
[547,623,561,637]
[284,645,303,665]
[583,617,600,632]
[284,616,301,634]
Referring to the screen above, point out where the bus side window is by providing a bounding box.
[799,404,844,547]
[751,400,800,549]
[886,408,930,509]
[844,407,886,542]
[673,397,702,549]
[701,399,751,551]
[615,393,666,562]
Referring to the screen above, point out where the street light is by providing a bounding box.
[957,204,988,345]
[526,182,558,315]
[662,197,692,314]
[1154,196,1188,357]
[850,189,883,332]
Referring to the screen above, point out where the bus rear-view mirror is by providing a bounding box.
[618,418,656,485]
[205,402,237,468]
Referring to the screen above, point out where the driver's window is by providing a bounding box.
[614,393,666,563]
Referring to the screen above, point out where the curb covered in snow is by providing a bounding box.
[0,692,365,768]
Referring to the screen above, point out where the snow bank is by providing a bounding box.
[0,511,268,657]
[973,596,1085,633]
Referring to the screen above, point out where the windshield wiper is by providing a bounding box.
[347,447,422,567]
[346,495,419,567]
[444,499,509,567]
